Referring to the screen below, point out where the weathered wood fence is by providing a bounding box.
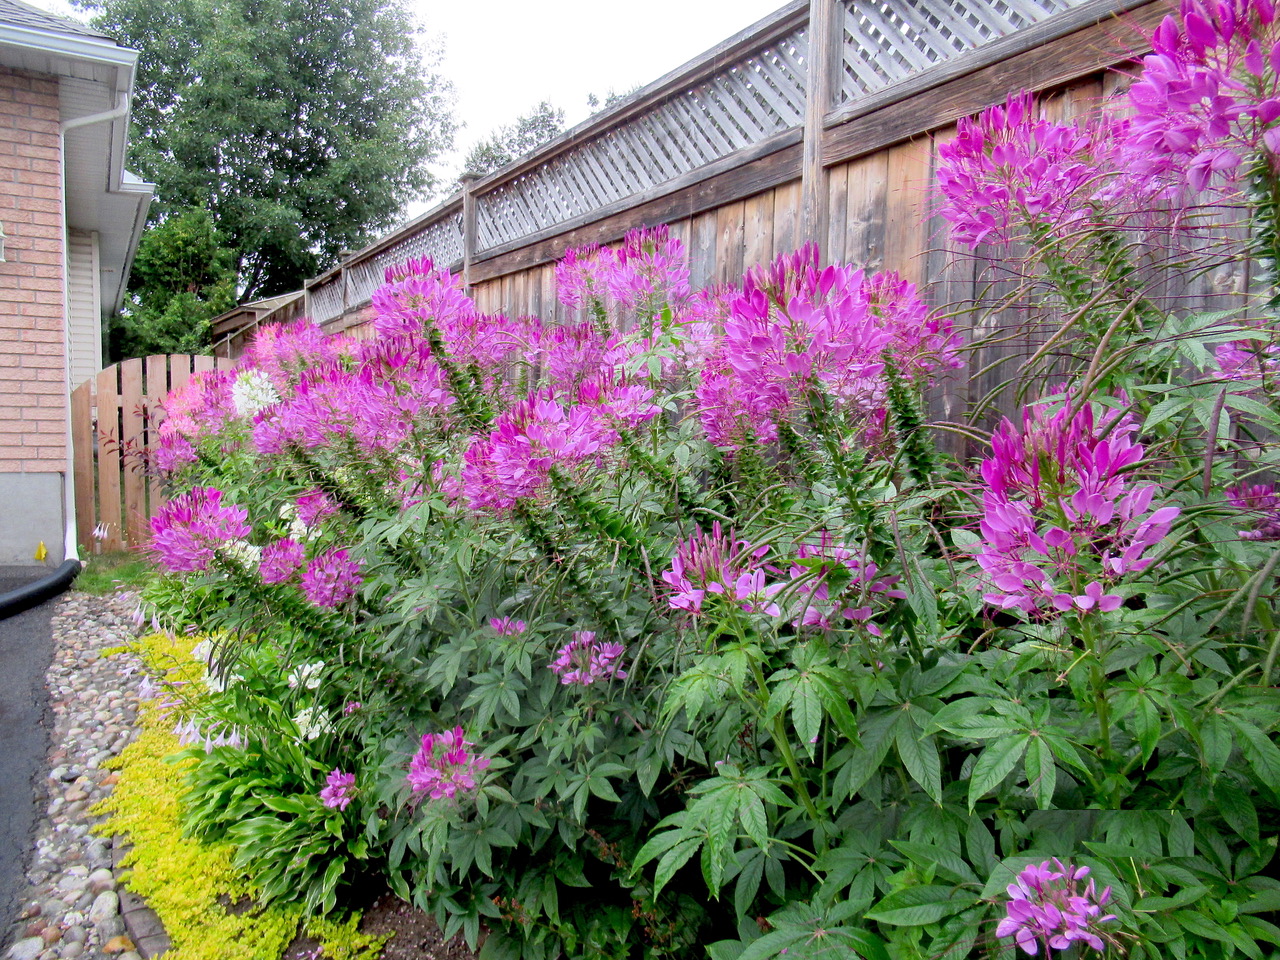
[303,0,1168,341]
[71,354,233,553]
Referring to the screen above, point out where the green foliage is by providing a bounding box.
[92,632,387,959]
[79,0,455,302]
[75,550,157,595]
[107,206,237,359]
[463,101,565,178]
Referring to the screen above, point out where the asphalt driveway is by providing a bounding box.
[0,569,56,946]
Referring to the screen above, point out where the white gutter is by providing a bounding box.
[0,22,135,69]
[60,91,128,132]
[58,94,131,563]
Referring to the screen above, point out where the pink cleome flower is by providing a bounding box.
[259,537,305,585]
[548,631,628,685]
[300,548,364,608]
[662,521,784,617]
[996,859,1117,955]
[149,486,251,574]
[319,769,356,811]
[1227,482,1280,539]
[407,727,490,800]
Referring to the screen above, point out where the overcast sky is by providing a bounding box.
[31,0,786,218]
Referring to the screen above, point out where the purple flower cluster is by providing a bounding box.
[490,616,527,636]
[407,726,490,800]
[300,548,364,608]
[1127,0,1280,192]
[548,631,628,685]
[975,398,1179,616]
[556,224,691,315]
[937,91,1131,248]
[149,487,251,574]
[661,522,784,617]
[1228,482,1280,539]
[692,247,958,451]
[789,533,906,634]
[319,769,356,811]
[259,537,305,585]
[996,859,1117,955]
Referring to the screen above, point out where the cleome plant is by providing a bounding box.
[123,1,1280,958]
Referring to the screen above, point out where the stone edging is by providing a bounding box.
[109,841,168,960]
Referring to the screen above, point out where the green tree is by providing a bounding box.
[463,101,564,177]
[107,206,237,360]
[80,0,455,306]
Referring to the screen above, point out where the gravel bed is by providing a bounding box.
[4,591,145,960]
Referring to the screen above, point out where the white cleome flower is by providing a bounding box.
[230,369,281,418]
[292,705,333,741]
[287,660,325,690]
[221,539,262,568]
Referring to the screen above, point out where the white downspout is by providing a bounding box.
[58,93,130,564]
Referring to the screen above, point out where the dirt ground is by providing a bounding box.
[281,890,478,960]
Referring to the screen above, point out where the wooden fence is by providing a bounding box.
[71,354,233,554]
[302,0,1167,339]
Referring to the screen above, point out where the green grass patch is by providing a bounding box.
[76,550,157,595]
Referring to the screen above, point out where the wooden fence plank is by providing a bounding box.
[883,136,932,286]
[95,366,123,553]
[689,210,719,291]
[826,160,852,266]
[145,355,169,522]
[772,179,803,256]
[743,190,775,270]
[119,358,146,546]
[845,151,889,272]
[716,200,746,284]
[70,380,94,554]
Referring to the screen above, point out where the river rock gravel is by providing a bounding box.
[3,591,145,960]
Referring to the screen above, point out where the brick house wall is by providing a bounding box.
[0,64,67,560]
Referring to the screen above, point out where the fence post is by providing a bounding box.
[460,171,480,288]
[801,0,839,259]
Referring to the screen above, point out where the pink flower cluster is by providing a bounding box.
[548,631,628,685]
[975,398,1179,616]
[319,769,356,811]
[997,859,1117,955]
[1127,0,1280,192]
[154,370,238,474]
[407,726,490,800]
[556,224,691,315]
[259,538,305,584]
[789,533,906,634]
[300,548,364,608]
[937,91,1132,248]
[662,522,784,617]
[149,486,251,573]
[692,247,959,450]
[1228,482,1280,539]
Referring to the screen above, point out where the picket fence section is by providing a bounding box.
[71,354,232,553]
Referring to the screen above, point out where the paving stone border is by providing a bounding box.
[2,590,161,960]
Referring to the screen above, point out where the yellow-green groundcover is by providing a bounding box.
[92,633,386,960]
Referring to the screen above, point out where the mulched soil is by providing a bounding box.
[281,890,478,960]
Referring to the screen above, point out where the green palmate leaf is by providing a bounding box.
[793,682,823,757]
[895,722,942,802]
[1200,716,1234,778]
[1024,737,1057,809]
[967,735,1028,811]
[891,840,979,884]
[865,886,973,926]
[653,836,702,896]
[1214,780,1260,846]
[1228,718,1280,793]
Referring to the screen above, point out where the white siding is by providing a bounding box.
[66,228,101,390]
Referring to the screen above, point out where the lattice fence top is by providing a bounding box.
[307,0,1123,326]
[475,25,808,254]
[838,0,1082,104]
[310,208,464,325]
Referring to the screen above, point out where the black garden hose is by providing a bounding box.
[0,560,81,621]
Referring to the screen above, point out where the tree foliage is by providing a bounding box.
[80,0,455,308]
[106,206,237,360]
[462,101,564,178]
